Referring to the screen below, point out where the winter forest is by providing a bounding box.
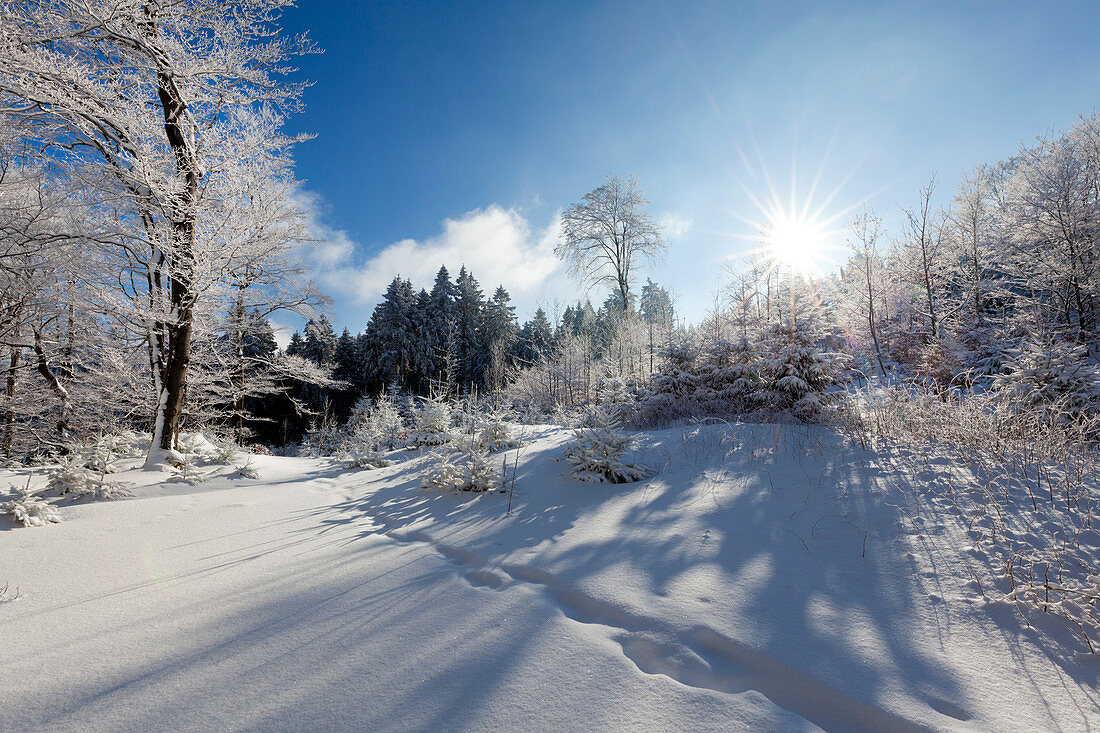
[3,2,1100,732]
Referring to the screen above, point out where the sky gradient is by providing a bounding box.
[275,0,1100,334]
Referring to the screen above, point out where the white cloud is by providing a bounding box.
[659,212,693,241]
[269,319,294,350]
[304,203,565,315]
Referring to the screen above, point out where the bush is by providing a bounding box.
[563,406,646,484]
[421,436,501,492]
[47,453,133,501]
[234,458,261,479]
[476,410,521,452]
[1,482,61,527]
[757,320,847,420]
[367,393,406,449]
[993,334,1100,421]
[408,394,453,447]
[340,439,393,471]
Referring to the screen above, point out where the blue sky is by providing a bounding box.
[276,0,1100,334]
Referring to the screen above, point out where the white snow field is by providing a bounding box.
[2,423,1099,732]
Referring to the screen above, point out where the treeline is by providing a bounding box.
[829,112,1100,388]
[265,267,676,444]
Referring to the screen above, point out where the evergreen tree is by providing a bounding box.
[330,328,361,422]
[300,315,338,367]
[244,313,279,360]
[285,330,303,357]
[483,285,519,393]
[483,286,518,349]
[516,307,554,366]
[454,266,487,392]
[424,266,458,389]
[364,277,418,392]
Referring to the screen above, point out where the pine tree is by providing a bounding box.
[993,332,1100,419]
[483,285,518,392]
[424,266,458,390]
[331,328,361,422]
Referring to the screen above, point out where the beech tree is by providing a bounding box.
[0,0,316,464]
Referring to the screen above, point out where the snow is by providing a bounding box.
[2,423,1099,731]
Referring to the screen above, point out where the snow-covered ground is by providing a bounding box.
[2,423,1098,731]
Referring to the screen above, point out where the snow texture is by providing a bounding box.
[1,422,1098,732]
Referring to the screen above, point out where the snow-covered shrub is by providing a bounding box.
[234,459,260,479]
[563,406,646,484]
[78,436,122,474]
[172,452,202,482]
[47,454,132,501]
[407,394,453,447]
[598,373,638,425]
[1,483,61,527]
[210,441,241,465]
[110,430,151,458]
[345,393,374,435]
[340,438,393,470]
[337,394,405,470]
[420,436,501,492]
[638,336,762,425]
[551,402,580,429]
[302,414,342,457]
[476,410,521,452]
[758,320,846,420]
[993,334,1100,420]
[914,334,971,392]
[366,393,406,449]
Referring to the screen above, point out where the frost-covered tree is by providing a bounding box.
[993,332,1100,419]
[563,405,645,484]
[841,207,889,377]
[0,0,319,464]
[557,175,666,313]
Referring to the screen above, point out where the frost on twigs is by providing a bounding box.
[234,458,260,479]
[407,393,453,448]
[47,440,133,501]
[563,405,646,484]
[338,394,403,470]
[347,392,406,451]
[475,409,521,452]
[340,441,393,471]
[420,436,501,493]
[1,480,61,527]
[992,334,1100,423]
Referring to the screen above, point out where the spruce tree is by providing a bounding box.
[454,266,487,392]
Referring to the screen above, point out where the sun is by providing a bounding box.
[764,212,826,274]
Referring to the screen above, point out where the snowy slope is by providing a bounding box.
[1,423,1098,732]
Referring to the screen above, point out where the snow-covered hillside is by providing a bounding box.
[2,423,1098,732]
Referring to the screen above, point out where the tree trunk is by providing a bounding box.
[3,344,21,458]
[145,3,201,464]
[33,328,70,441]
